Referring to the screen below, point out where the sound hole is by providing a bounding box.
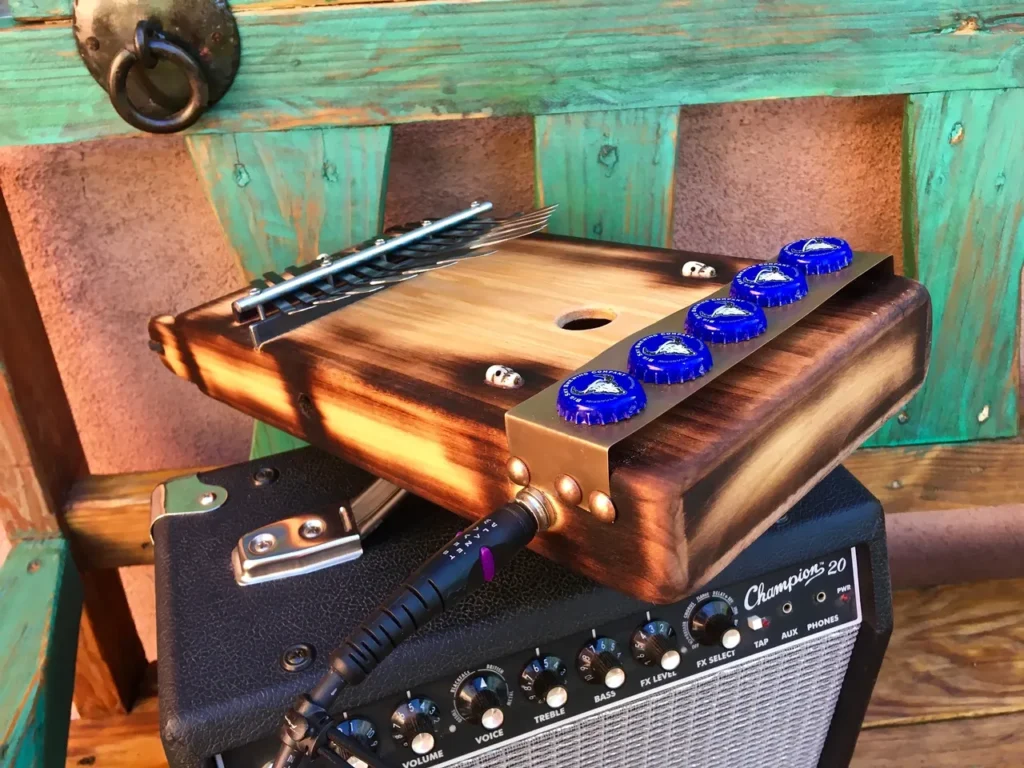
[557,308,617,331]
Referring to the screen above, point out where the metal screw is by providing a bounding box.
[211,30,223,43]
[896,411,909,424]
[555,475,583,506]
[471,200,481,207]
[249,287,261,295]
[506,457,530,486]
[252,466,279,487]
[299,518,326,540]
[249,533,276,555]
[588,491,617,524]
[375,238,387,246]
[317,253,332,265]
[888,480,903,490]
[85,36,100,52]
[27,559,41,574]
[198,492,217,506]
[280,643,316,673]
[422,219,433,226]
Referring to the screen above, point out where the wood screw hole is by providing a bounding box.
[26,559,41,574]
[557,308,617,331]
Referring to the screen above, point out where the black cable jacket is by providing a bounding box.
[273,500,539,767]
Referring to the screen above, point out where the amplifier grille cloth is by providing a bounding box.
[457,623,859,768]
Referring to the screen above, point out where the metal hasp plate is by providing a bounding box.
[231,478,407,585]
[505,252,893,515]
[74,0,240,133]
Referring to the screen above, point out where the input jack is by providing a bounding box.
[816,591,827,604]
[782,602,793,614]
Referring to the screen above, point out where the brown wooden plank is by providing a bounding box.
[65,707,165,768]
[149,237,929,603]
[846,439,1024,514]
[0,181,146,716]
[865,578,1024,728]
[63,468,215,570]
[853,711,1024,767]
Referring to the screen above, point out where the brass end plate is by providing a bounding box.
[505,252,893,514]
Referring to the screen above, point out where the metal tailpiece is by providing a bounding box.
[505,252,895,516]
[234,202,557,348]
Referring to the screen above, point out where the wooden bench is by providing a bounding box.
[1,1,1022,763]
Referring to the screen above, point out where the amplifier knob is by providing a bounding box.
[391,697,440,755]
[335,717,379,767]
[577,637,626,689]
[455,672,509,730]
[520,655,569,708]
[631,619,681,671]
[690,598,741,649]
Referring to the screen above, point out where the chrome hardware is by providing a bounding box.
[232,478,406,586]
[149,473,228,540]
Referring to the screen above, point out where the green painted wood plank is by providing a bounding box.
[0,539,82,768]
[186,126,391,459]
[535,108,680,247]
[867,88,1024,447]
[2,2,1023,148]
[7,0,68,23]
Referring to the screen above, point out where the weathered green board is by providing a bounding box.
[535,108,680,248]
[2,2,1023,147]
[867,88,1024,447]
[0,539,82,768]
[186,126,392,458]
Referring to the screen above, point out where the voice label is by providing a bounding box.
[474,729,504,745]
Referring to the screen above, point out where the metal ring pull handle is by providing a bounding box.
[107,21,210,134]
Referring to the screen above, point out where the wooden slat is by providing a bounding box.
[1,539,82,768]
[867,88,1024,447]
[2,2,1023,148]
[186,126,392,460]
[10,0,412,23]
[853,711,1024,766]
[535,108,680,247]
[62,467,209,570]
[6,0,67,23]
[865,578,1024,727]
[0,181,147,717]
[845,439,1024,514]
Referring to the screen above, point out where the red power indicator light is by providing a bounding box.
[840,594,851,603]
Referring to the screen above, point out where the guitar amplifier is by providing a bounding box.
[155,447,891,768]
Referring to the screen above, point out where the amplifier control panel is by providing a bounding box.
[237,548,862,768]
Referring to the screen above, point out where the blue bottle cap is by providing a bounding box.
[731,262,808,307]
[628,333,713,385]
[778,237,853,275]
[556,370,647,425]
[686,298,767,344]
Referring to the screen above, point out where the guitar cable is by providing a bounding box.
[271,487,554,768]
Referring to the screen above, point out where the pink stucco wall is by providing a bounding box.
[0,96,907,658]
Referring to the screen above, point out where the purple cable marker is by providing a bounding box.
[480,547,496,582]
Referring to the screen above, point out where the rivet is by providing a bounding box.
[422,219,433,226]
[588,491,617,524]
[280,643,315,673]
[249,533,276,555]
[555,475,583,506]
[199,491,217,506]
[375,238,387,246]
[299,518,326,540]
[506,457,530,486]
[252,466,279,487]
[317,253,332,265]
[896,411,909,425]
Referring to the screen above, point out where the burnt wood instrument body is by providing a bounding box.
[150,235,930,602]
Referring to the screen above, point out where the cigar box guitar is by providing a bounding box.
[149,202,930,603]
